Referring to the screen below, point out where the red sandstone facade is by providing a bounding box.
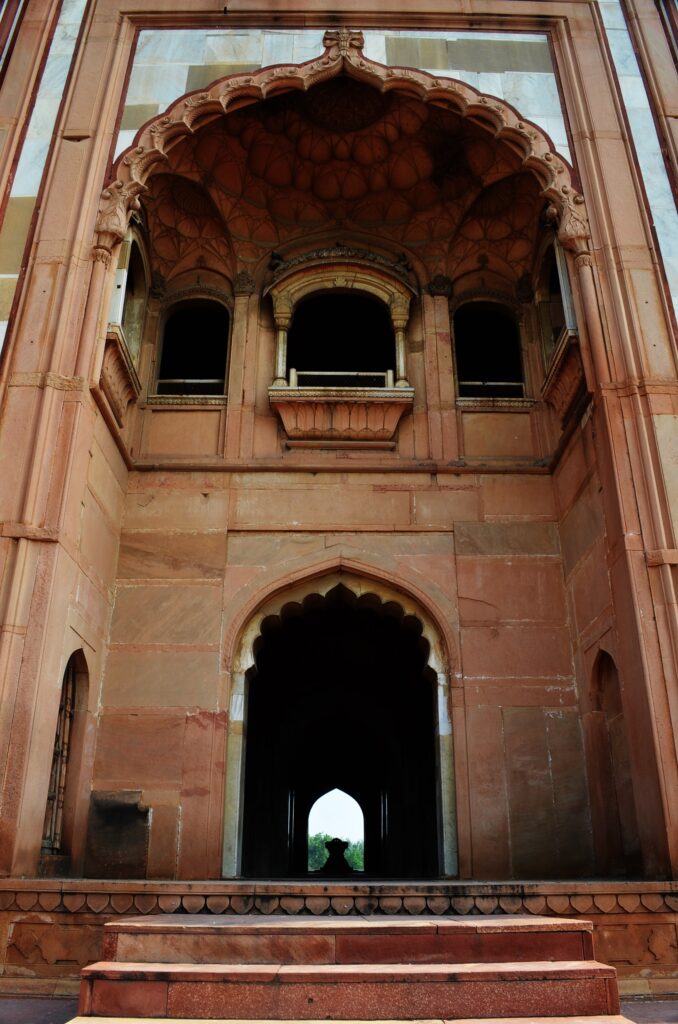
[0,0,677,998]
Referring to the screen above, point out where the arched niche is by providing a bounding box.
[223,571,456,879]
[39,650,91,876]
[583,649,642,877]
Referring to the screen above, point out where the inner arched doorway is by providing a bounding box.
[224,573,457,879]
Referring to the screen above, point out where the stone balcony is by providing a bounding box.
[268,385,415,448]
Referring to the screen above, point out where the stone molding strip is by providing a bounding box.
[0,881,676,917]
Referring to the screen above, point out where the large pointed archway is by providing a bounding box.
[223,571,457,879]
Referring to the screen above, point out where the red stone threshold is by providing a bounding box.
[67,1017,634,1024]
[78,961,620,1020]
[103,915,594,966]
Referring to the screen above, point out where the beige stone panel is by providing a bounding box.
[87,442,126,528]
[554,432,592,518]
[628,269,676,378]
[143,410,221,457]
[120,104,161,130]
[504,708,558,876]
[0,277,17,320]
[79,489,120,587]
[0,387,40,521]
[465,705,511,877]
[118,532,227,580]
[455,521,560,557]
[225,531,327,567]
[461,624,573,678]
[569,537,613,637]
[559,482,605,577]
[0,197,34,273]
[588,138,647,245]
[412,487,479,526]
[545,709,594,875]
[231,486,411,529]
[147,804,180,879]
[465,681,577,707]
[93,412,129,493]
[94,712,185,786]
[457,559,567,624]
[123,490,229,532]
[102,650,219,709]
[655,414,678,541]
[462,412,534,457]
[110,584,221,645]
[481,475,556,519]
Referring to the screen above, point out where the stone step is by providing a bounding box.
[67,1017,634,1024]
[102,915,594,967]
[77,960,620,1020]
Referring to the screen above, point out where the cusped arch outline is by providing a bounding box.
[222,564,460,878]
[96,28,590,259]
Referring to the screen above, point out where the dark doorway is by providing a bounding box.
[241,584,439,878]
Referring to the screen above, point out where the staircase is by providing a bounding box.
[72,913,627,1022]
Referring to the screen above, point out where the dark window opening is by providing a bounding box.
[453,302,524,398]
[157,300,230,396]
[121,242,147,367]
[287,291,395,388]
[538,247,567,365]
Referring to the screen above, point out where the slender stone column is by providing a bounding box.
[575,252,610,386]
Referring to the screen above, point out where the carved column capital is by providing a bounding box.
[234,270,256,296]
[426,275,453,298]
[94,180,144,258]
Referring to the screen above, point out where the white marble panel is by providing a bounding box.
[600,0,678,320]
[126,64,190,107]
[136,29,207,66]
[362,32,387,65]
[12,138,50,198]
[204,31,266,65]
[260,31,300,67]
[477,73,505,99]
[292,31,326,64]
[0,320,7,355]
[502,72,562,117]
[59,0,88,24]
[114,130,138,160]
[597,1,628,31]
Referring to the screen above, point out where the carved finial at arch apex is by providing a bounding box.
[323,28,365,60]
[94,180,145,256]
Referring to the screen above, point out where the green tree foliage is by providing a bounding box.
[308,833,364,871]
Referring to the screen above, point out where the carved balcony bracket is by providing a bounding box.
[541,334,589,425]
[269,386,414,448]
[99,325,142,427]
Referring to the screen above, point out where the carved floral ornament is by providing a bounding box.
[95,28,592,261]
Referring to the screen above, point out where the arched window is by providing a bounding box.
[109,233,148,368]
[41,651,89,872]
[156,299,230,396]
[453,301,524,398]
[537,244,576,366]
[307,788,364,872]
[287,292,396,388]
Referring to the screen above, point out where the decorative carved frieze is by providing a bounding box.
[269,387,414,445]
[100,327,141,427]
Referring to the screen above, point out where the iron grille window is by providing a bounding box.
[41,657,76,854]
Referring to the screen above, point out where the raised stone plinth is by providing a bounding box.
[75,914,622,1021]
[101,914,595,966]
